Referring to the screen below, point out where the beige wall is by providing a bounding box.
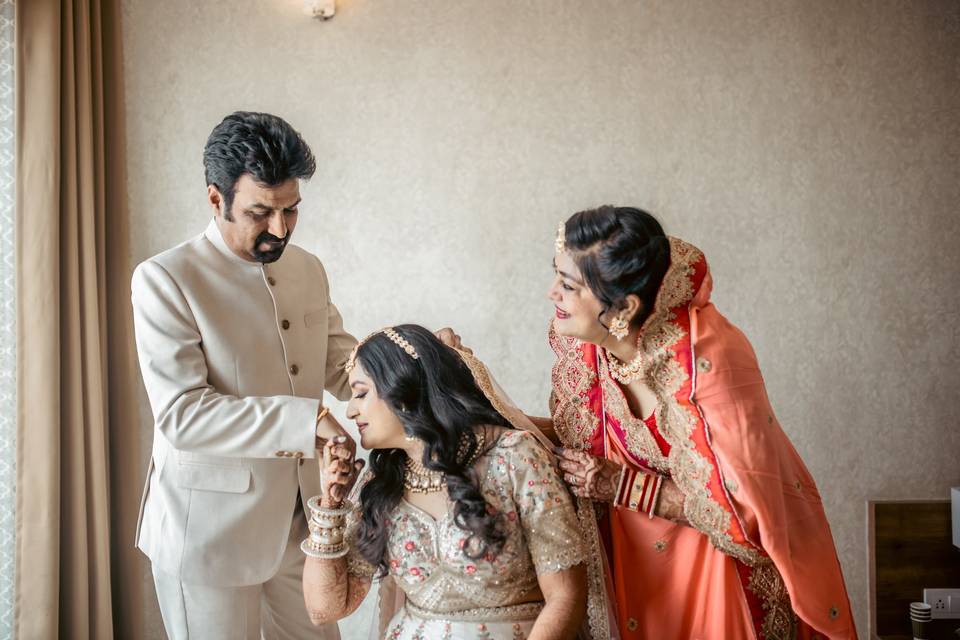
[122,0,960,636]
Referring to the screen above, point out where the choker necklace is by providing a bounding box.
[403,430,487,494]
[607,349,644,384]
[403,457,446,493]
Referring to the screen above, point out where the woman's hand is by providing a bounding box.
[553,447,622,502]
[321,435,365,508]
[654,477,687,524]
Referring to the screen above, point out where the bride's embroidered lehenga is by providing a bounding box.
[345,429,585,640]
[549,237,857,639]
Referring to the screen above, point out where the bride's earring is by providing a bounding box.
[609,313,629,341]
[400,406,417,441]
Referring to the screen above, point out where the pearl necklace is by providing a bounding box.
[607,349,644,384]
[404,430,487,494]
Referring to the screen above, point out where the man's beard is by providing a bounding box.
[251,231,289,263]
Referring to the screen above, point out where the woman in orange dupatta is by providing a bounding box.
[538,205,856,640]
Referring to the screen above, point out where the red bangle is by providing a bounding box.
[614,466,635,506]
[617,466,664,518]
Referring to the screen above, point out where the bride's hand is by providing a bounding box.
[554,447,621,502]
[321,435,365,508]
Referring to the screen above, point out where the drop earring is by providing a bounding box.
[401,406,416,441]
[609,313,629,341]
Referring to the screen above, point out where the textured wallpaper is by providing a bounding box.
[121,0,960,636]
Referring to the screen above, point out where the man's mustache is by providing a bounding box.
[256,232,288,247]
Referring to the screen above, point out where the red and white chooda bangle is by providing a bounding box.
[614,465,664,518]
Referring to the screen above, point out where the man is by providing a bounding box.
[132,112,358,639]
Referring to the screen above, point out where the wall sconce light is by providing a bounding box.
[303,0,335,20]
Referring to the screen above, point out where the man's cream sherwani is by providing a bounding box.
[132,219,356,586]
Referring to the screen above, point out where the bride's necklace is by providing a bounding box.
[404,430,487,494]
[607,348,644,384]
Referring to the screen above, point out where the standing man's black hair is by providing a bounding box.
[202,111,316,220]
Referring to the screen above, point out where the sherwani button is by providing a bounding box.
[294,451,304,458]
[281,319,290,330]
[284,451,293,457]
[275,450,286,457]
[289,364,299,375]
[267,276,276,286]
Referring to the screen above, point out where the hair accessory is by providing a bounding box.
[555,222,567,253]
[609,313,629,341]
[383,327,419,359]
[344,326,420,373]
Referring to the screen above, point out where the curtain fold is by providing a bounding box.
[15,0,138,637]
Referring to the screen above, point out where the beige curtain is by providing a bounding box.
[15,0,140,638]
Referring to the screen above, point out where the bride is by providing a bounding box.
[300,324,587,639]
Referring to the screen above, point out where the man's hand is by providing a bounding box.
[554,447,622,502]
[320,435,365,508]
[435,327,472,355]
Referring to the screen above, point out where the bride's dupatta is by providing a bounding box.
[365,348,618,640]
[549,237,856,639]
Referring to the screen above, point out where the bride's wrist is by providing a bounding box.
[320,494,343,510]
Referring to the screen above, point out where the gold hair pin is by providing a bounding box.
[344,326,419,373]
[555,222,567,253]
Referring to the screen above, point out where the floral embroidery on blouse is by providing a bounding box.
[345,430,586,615]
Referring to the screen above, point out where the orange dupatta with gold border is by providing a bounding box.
[550,237,856,639]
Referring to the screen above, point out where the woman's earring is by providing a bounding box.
[401,406,416,441]
[609,314,629,341]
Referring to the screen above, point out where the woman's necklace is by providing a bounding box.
[403,430,487,494]
[403,456,446,493]
[607,348,644,384]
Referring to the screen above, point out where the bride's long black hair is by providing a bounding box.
[353,325,512,577]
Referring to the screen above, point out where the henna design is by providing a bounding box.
[555,447,623,502]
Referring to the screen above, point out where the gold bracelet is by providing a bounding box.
[316,405,330,425]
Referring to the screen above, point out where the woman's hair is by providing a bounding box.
[563,205,671,328]
[353,325,511,577]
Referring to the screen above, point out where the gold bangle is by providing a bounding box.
[316,405,330,424]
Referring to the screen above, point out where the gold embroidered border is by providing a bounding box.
[597,373,670,473]
[574,498,611,640]
[549,324,600,451]
[747,564,798,640]
[641,238,767,567]
[405,599,544,622]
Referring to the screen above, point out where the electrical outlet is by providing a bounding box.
[923,588,960,619]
